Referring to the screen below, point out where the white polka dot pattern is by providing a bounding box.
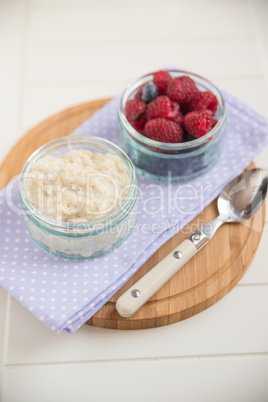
[0,90,267,334]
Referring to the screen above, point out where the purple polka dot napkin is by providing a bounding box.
[0,90,268,334]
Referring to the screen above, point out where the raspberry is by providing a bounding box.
[174,111,184,125]
[130,113,147,134]
[167,76,198,104]
[125,99,146,122]
[145,118,183,143]
[184,110,213,138]
[146,95,179,121]
[187,91,218,115]
[141,83,158,103]
[153,70,172,94]
[170,102,180,120]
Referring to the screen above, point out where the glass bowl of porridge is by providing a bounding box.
[19,135,138,260]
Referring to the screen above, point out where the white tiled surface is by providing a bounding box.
[3,355,268,402]
[0,0,268,401]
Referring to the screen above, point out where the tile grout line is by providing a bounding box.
[1,2,31,399]
[2,294,11,365]
[237,283,268,287]
[31,0,247,10]
[16,0,31,132]
[247,0,268,95]
[1,294,11,402]
[25,34,255,47]
[4,351,268,369]
[21,73,268,88]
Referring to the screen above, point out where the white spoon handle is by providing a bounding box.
[115,217,227,318]
[116,238,198,318]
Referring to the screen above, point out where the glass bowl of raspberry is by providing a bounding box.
[118,69,227,182]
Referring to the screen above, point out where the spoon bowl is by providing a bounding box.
[218,168,268,223]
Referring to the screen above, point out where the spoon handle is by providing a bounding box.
[116,229,212,318]
[116,217,226,318]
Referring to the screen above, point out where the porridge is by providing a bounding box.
[27,149,130,222]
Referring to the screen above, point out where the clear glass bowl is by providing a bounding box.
[19,135,138,260]
[118,69,227,182]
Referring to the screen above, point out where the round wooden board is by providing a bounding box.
[0,99,265,330]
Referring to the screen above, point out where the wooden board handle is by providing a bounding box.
[116,239,197,317]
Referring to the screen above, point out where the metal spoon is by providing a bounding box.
[116,168,268,318]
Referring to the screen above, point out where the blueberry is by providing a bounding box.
[183,132,196,142]
[141,83,158,103]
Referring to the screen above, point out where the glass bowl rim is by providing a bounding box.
[19,135,138,232]
[118,69,227,151]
